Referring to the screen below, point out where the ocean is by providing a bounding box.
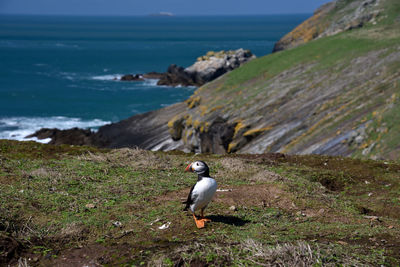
[0,14,308,142]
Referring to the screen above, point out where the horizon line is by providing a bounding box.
[0,12,313,17]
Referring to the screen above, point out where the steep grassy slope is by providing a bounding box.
[55,0,400,161]
[158,0,400,160]
[1,140,400,265]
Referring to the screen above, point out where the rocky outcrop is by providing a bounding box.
[184,49,256,85]
[26,128,105,147]
[157,64,197,87]
[120,49,255,87]
[273,0,382,52]
[120,74,144,81]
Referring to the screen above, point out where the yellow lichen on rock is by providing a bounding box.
[206,51,215,57]
[233,120,248,138]
[243,126,274,138]
[185,115,193,127]
[200,122,210,133]
[186,96,201,109]
[210,105,224,113]
[167,115,185,141]
[199,105,208,116]
[167,115,182,129]
[193,120,201,129]
[227,141,239,153]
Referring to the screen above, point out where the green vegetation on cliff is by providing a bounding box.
[169,0,400,160]
[1,140,400,265]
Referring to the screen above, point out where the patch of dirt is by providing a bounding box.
[158,184,297,211]
[219,157,251,173]
[46,244,109,267]
[57,222,90,243]
[0,175,20,185]
[215,184,296,210]
[249,170,286,183]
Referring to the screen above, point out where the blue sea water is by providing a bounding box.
[0,14,308,142]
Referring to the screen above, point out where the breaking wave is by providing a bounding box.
[0,116,110,143]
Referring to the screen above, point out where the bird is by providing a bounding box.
[183,160,217,229]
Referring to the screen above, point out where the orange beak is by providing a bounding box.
[185,163,193,172]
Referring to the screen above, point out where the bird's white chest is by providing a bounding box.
[190,177,217,211]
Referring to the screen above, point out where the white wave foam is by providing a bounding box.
[55,43,79,49]
[0,116,110,143]
[59,72,77,80]
[143,79,159,86]
[91,74,123,81]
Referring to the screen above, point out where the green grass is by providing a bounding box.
[1,140,400,266]
[217,33,399,97]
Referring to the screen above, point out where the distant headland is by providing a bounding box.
[149,12,174,17]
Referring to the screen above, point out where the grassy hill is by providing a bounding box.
[163,0,400,159]
[1,140,399,265]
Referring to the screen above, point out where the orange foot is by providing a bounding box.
[195,219,205,228]
[193,213,205,229]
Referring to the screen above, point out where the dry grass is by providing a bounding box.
[147,239,367,267]
[249,170,285,183]
[77,147,173,170]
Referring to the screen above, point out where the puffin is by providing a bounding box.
[183,161,217,228]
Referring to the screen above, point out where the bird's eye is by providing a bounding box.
[196,163,199,166]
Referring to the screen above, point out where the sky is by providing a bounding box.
[0,0,332,16]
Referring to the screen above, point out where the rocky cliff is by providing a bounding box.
[273,0,383,52]
[32,0,400,161]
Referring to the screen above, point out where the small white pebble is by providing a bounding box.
[229,205,237,211]
[112,221,122,227]
[159,222,171,230]
[217,189,232,192]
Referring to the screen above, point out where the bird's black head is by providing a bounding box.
[185,160,210,178]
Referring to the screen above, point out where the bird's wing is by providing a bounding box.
[183,184,198,211]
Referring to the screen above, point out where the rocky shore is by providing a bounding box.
[120,48,255,87]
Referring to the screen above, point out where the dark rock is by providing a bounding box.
[142,72,164,79]
[26,128,106,147]
[91,102,188,149]
[157,64,198,87]
[120,74,144,81]
[199,117,235,154]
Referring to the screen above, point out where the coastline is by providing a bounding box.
[0,15,305,142]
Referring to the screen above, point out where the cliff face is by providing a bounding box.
[273,0,382,52]
[41,0,400,161]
